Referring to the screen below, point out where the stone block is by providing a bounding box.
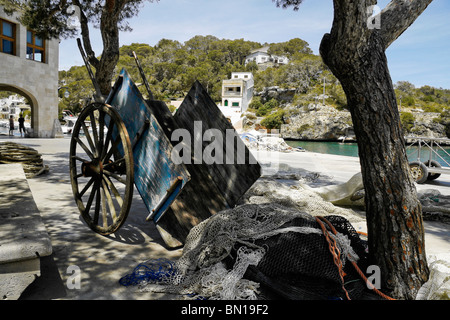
[0,163,52,299]
[0,258,40,300]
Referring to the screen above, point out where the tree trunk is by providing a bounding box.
[320,1,431,299]
[97,14,120,96]
[76,0,124,96]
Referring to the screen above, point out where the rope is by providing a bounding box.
[315,216,395,301]
[315,216,351,300]
[119,258,177,287]
[0,142,48,178]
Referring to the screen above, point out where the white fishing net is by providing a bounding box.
[416,254,450,300]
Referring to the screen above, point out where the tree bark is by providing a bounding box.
[97,0,122,96]
[320,0,432,299]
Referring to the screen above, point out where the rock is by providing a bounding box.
[256,87,296,104]
[281,109,354,141]
[281,108,449,141]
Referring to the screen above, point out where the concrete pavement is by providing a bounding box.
[0,135,449,299]
[1,135,183,300]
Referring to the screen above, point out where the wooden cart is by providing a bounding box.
[69,40,260,248]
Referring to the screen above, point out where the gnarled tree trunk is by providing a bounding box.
[319,0,432,299]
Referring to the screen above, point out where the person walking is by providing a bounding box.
[9,115,14,136]
[18,114,25,137]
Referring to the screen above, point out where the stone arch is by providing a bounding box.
[0,84,38,131]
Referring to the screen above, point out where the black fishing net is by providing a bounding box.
[225,215,369,300]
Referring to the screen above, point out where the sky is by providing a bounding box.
[58,0,450,89]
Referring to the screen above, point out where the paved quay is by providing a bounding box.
[1,135,449,300]
[1,135,183,300]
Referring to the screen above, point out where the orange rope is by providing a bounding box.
[315,216,396,301]
[315,216,351,300]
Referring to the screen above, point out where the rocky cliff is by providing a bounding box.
[280,104,355,141]
[280,106,447,141]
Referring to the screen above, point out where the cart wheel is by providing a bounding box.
[425,160,441,181]
[70,102,134,235]
[409,161,428,184]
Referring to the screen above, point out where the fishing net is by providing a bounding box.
[120,181,370,300]
[416,254,450,300]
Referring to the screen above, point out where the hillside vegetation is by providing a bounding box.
[58,35,450,132]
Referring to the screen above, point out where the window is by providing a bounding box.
[232,102,240,107]
[27,30,45,62]
[0,19,16,55]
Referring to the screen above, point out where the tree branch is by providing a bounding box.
[380,0,434,49]
[73,0,100,69]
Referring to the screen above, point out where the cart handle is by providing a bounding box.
[146,176,184,223]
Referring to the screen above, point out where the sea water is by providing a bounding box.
[285,140,450,167]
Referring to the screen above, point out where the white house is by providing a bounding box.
[221,72,254,113]
[0,94,31,119]
[244,46,289,67]
[0,5,60,137]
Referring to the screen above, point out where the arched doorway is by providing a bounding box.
[0,85,37,136]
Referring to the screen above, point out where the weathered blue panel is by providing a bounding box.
[106,68,190,219]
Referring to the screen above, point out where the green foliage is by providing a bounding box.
[255,99,279,117]
[264,98,280,109]
[395,81,450,113]
[248,97,263,110]
[261,109,285,129]
[400,112,415,132]
[57,34,450,117]
[244,113,257,121]
[17,0,156,40]
[268,38,313,60]
[255,105,271,117]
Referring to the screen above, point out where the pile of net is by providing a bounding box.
[416,254,450,300]
[120,178,371,300]
[0,142,48,178]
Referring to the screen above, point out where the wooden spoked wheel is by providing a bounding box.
[70,102,134,235]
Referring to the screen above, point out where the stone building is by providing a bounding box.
[0,5,60,137]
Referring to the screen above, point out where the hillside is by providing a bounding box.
[57,35,450,139]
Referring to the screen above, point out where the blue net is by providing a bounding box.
[119,258,177,287]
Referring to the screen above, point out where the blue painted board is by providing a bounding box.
[106,68,190,219]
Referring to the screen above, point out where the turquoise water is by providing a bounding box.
[286,140,360,158]
[285,140,450,168]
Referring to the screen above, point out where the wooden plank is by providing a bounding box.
[146,99,229,248]
[174,80,261,207]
